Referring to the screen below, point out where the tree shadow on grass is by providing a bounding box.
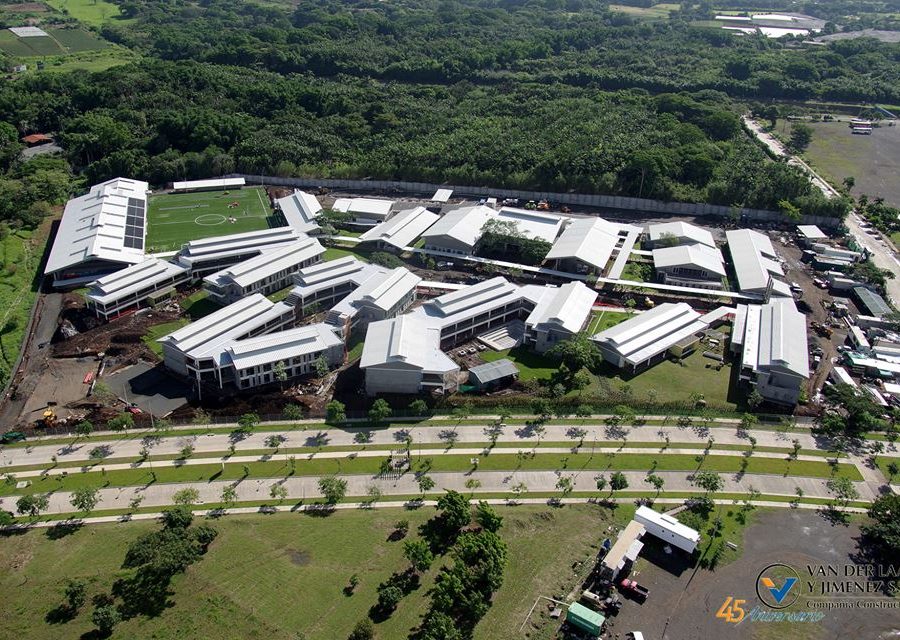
[45,604,76,625]
[46,521,83,540]
[112,567,175,619]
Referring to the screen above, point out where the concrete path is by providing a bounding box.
[0,469,878,517]
[1,423,859,469]
[1,497,869,531]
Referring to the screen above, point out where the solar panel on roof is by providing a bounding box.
[123,197,145,250]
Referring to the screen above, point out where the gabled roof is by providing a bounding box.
[545,217,628,270]
[224,323,342,370]
[756,298,809,378]
[159,293,292,359]
[45,177,149,275]
[726,228,782,293]
[652,243,726,276]
[421,205,494,249]
[357,206,438,250]
[525,281,598,334]
[329,266,421,318]
[494,207,568,243]
[592,303,705,366]
[276,190,322,234]
[425,277,519,318]
[332,197,394,217]
[177,227,301,266]
[647,221,715,247]
[87,258,188,305]
[292,256,367,287]
[203,237,324,289]
[360,315,458,373]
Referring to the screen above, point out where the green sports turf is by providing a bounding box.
[145,187,278,252]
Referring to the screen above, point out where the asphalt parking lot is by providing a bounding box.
[104,361,191,416]
[604,509,899,640]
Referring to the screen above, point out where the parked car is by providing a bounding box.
[619,578,650,601]
[0,431,26,444]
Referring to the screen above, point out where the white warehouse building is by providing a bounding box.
[176,226,304,278]
[275,190,322,235]
[732,298,809,406]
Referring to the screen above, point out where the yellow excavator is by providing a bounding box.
[40,404,57,428]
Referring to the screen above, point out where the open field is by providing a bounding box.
[0,503,734,640]
[775,119,900,208]
[0,27,108,57]
[481,346,559,381]
[608,3,677,20]
[27,46,138,73]
[44,0,131,26]
[145,187,275,252]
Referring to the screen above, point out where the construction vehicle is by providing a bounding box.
[40,404,57,428]
[537,200,551,211]
[524,200,537,210]
[811,321,833,338]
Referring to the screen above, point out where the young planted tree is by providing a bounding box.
[64,579,87,613]
[475,501,503,532]
[220,484,238,509]
[826,476,859,510]
[282,403,303,421]
[318,475,348,504]
[74,420,94,438]
[556,476,574,498]
[237,412,260,433]
[70,486,100,515]
[417,474,435,496]
[269,483,288,503]
[408,399,429,417]
[16,493,49,517]
[694,470,724,495]
[172,487,201,506]
[368,398,392,426]
[609,471,628,497]
[325,400,346,424]
[645,473,665,496]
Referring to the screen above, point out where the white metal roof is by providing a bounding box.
[159,294,292,360]
[652,243,726,276]
[427,277,519,317]
[360,314,458,373]
[224,323,342,370]
[421,205,495,250]
[431,189,453,203]
[45,177,149,275]
[172,177,245,191]
[276,190,322,234]
[592,302,704,366]
[332,197,394,218]
[545,217,627,270]
[525,281,598,334]
[726,228,782,292]
[494,207,568,243]
[797,224,827,240]
[756,298,809,378]
[87,258,188,305]
[329,267,421,318]
[203,237,324,289]
[177,227,301,266]
[647,221,715,248]
[357,206,438,250]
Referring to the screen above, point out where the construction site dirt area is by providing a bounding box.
[18,358,98,427]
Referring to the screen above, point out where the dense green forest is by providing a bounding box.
[3,0,898,229]
[95,0,900,103]
[0,65,848,216]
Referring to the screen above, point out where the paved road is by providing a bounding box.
[743,116,900,304]
[1,469,879,516]
[0,423,866,468]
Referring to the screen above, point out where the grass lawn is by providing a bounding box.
[586,310,631,335]
[593,348,740,409]
[608,3,676,20]
[141,318,190,357]
[481,346,559,381]
[346,332,366,361]
[323,246,370,262]
[181,290,221,320]
[44,0,133,26]
[0,451,859,498]
[0,505,633,640]
[29,46,138,73]
[146,187,275,252]
[0,223,48,391]
[267,287,293,302]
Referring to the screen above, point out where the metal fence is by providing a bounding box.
[226,173,841,228]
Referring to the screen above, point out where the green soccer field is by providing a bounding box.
[145,187,278,252]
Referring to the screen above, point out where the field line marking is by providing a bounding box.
[255,187,268,214]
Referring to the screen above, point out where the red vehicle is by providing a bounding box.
[619,578,650,601]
